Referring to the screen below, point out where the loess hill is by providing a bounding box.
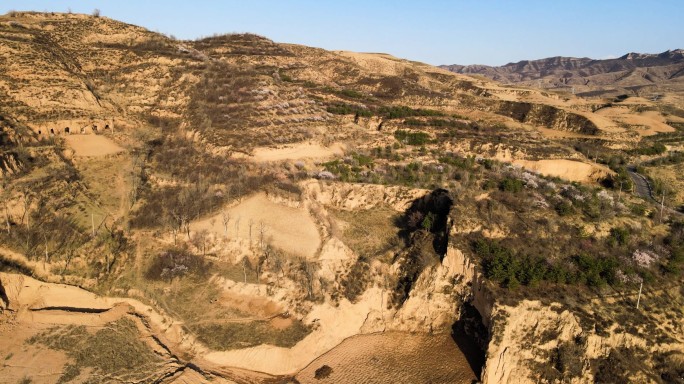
[0,11,683,384]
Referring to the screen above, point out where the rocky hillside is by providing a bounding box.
[1,11,683,384]
[442,49,684,97]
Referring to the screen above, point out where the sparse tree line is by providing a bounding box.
[124,131,330,301]
[0,186,130,279]
[129,134,276,229]
[0,134,131,280]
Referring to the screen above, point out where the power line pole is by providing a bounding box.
[636,281,643,309]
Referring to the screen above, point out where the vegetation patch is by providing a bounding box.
[145,246,209,281]
[193,319,310,350]
[27,318,163,383]
[0,254,33,275]
[314,365,333,379]
[393,129,431,146]
[629,142,667,156]
[326,102,372,117]
[332,207,401,259]
[377,105,444,119]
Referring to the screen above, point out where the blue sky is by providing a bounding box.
[2,1,682,66]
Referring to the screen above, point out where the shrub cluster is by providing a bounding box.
[664,221,684,274]
[377,106,444,119]
[325,103,444,120]
[393,129,431,145]
[474,237,630,289]
[326,103,372,117]
[130,136,274,228]
[145,247,209,281]
[630,143,667,156]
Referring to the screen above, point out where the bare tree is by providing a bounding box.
[256,250,269,284]
[101,225,127,276]
[191,229,210,256]
[241,256,251,283]
[20,190,33,230]
[271,249,283,288]
[128,152,147,208]
[3,202,10,234]
[92,8,101,17]
[61,248,75,276]
[248,219,254,244]
[182,220,189,240]
[221,210,230,237]
[163,211,179,244]
[234,216,241,238]
[43,232,49,269]
[298,258,319,299]
[258,221,267,249]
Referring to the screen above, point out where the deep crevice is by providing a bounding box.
[451,302,488,380]
[28,306,109,313]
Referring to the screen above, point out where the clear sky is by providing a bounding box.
[2,0,682,66]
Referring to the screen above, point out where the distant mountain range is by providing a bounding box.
[441,50,684,95]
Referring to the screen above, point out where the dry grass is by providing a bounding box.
[146,279,245,324]
[26,318,164,383]
[332,206,401,260]
[644,162,684,208]
[143,277,310,350]
[194,319,310,350]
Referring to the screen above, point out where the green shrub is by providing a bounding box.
[499,177,523,193]
[482,159,496,170]
[474,238,620,289]
[572,253,618,287]
[474,239,544,288]
[608,227,630,247]
[555,200,574,216]
[326,103,372,116]
[378,106,444,119]
[481,179,498,190]
[338,89,365,99]
[630,143,667,156]
[394,129,431,145]
[439,154,475,169]
[630,203,647,216]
